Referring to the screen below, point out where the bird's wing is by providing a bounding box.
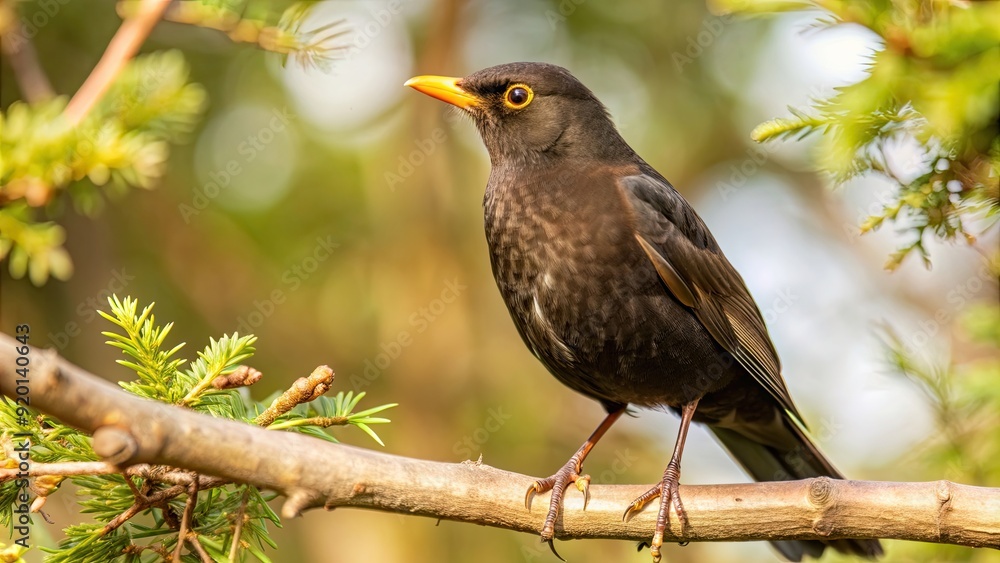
[619,172,804,423]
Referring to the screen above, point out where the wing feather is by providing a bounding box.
[620,173,804,423]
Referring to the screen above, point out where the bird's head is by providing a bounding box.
[406,62,633,165]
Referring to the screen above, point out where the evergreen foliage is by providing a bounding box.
[719,0,999,269]
[0,296,395,562]
[0,1,343,285]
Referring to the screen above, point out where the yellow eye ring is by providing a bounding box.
[503,84,534,109]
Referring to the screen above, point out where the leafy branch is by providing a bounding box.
[0,0,348,285]
[118,0,352,70]
[1,335,999,559]
[266,391,398,447]
[0,51,205,285]
[724,0,999,270]
[0,296,396,562]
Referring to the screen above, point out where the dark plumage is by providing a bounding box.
[406,62,883,561]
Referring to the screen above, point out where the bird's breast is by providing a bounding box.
[480,163,738,407]
[483,165,641,313]
[482,165,666,396]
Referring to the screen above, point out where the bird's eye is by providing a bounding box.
[503,84,534,109]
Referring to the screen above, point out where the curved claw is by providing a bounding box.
[575,474,591,510]
[525,481,543,510]
[546,538,566,562]
[622,484,659,522]
[622,500,641,523]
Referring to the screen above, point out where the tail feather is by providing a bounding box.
[709,415,884,561]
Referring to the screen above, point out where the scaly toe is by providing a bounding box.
[671,489,688,527]
[623,483,661,522]
[650,530,664,560]
[525,478,555,510]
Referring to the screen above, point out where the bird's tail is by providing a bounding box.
[709,413,884,561]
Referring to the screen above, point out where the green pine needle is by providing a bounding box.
[0,295,398,561]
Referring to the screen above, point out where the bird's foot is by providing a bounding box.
[525,455,590,542]
[622,459,685,562]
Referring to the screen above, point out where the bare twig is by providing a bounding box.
[63,0,172,125]
[229,487,252,561]
[253,365,334,426]
[0,23,56,102]
[0,460,227,488]
[96,474,230,537]
[173,478,201,562]
[1,334,998,549]
[123,471,144,498]
[171,481,198,561]
[102,483,186,536]
[186,532,212,563]
[212,365,262,390]
[0,460,117,482]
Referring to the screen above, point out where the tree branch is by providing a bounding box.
[0,22,56,103]
[63,0,171,125]
[1,333,997,549]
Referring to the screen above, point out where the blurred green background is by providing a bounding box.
[1,0,997,561]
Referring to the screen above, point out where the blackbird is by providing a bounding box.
[406,62,883,561]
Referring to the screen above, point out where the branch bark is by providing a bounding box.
[63,0,171,125]
[0,22,56,103]
[1,333,998,549]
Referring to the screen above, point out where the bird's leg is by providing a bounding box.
[525,407,625,542]
[623,400,699,562]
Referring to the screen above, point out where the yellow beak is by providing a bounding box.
[404,75,481,110]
